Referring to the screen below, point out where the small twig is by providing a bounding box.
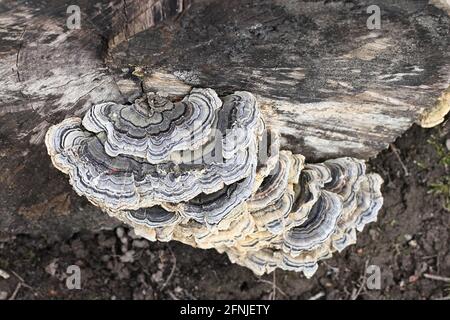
[323,261,339,274]
[0,269,10,279]
[433,295,450,300]
[258,278,287,298]
[423,273,450,283]
[271,271,276,300]
[167,291,179,300]
[8,283,22,300]
[11,271,33,290]
[212,270,220,281]
[309,291,326,300]
[421,255,438,260]
[10,271,24,282]
[160,244,177,290]
[390,144,409,176]
[7,270,34,300]
[351,260,369,300]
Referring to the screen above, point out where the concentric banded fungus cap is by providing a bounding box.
[283,190,343,256]
[46,87,384,279]
[179,173,256,227]
[227,157,383,277]
[45,123,258,212]
[125,206,181,228]
[82,88,222,163]
[172,211,256,249]
[248,151,292,212]
[254,127,280,191]
[218,91,260,159]
[248,151,302,234]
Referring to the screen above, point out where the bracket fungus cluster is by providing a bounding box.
[46,88,383,277]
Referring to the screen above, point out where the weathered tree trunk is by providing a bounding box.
[0,0,449,238]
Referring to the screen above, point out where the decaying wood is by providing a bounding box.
[0,0,449,237]
[107,0,450,160]
[108,0,190,50]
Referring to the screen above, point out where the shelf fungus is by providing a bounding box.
[45,88,383,278]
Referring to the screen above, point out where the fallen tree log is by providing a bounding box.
[0,0,449,238]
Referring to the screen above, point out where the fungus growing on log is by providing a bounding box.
[82,89,222,163]
[46,88,383,277]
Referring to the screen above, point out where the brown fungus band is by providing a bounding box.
[45,88,383,278]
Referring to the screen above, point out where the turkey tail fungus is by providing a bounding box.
[45,89,383,277]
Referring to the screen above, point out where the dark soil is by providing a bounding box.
[0,121,449,300]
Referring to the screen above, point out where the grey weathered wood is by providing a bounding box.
[0,0,185,238]
[0,0,449,237]
[107,0,450,160]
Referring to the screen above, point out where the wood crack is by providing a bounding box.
[15,28,26,83]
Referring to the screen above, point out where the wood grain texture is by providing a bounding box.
[107,0,450,160]
[0,0,185,237]
[0,0,448,236]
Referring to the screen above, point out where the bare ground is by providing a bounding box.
[0,120,449,300]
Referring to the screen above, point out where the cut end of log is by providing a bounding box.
[430,0,450,16]
[420,87,450,128]
[107,0,190,51]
